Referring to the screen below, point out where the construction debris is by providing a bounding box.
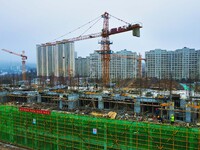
[107,111,117,119]
[90,112,104,117]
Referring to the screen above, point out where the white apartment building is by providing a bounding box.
[89,49,138,80]
[89,52,101,79]
[197,50,200,79]
[36,42,75,80]
[75,56,90,77]
[145,47,198,80]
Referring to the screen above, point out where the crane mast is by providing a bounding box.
[1,49,27,81]
[99,12,111,86]
[21,50,27,81]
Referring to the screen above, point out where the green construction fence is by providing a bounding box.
[0,105,199,150]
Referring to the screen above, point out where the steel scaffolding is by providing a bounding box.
[0,105,199,150]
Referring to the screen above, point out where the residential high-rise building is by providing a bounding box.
[75,56,90,77]
[197,50,200,79]
[54,42,75,78]
[37,44,49,77]
[90,52,101,79]
[89,49,138,80]
[46,44,55,77]
[145,49,170,79]
[110,50,137,80]
[145,47,198,80]
[36,42,75,83]
[74,51,77,59]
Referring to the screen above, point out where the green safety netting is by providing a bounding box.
[0,105,199,150]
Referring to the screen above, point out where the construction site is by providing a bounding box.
[1,12,200,149]
[0,82,200,150]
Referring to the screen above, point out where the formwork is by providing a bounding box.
[0,105,199,150]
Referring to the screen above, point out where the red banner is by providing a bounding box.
[19,107,51,115]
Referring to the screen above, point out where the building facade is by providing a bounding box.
[75,56,90,77]
[36,42,75,82]
[110,50,138,80]
[89,49,138,80]
[145,47,199,80]
[89,52,102,79]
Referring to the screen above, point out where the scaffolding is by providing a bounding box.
[0,105,200,150]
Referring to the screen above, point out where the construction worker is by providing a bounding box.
[170,114,175,125]
[157,116,163,123]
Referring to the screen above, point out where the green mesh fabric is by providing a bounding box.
[0,105,199,150]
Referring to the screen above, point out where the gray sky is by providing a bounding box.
[0,0,200,63]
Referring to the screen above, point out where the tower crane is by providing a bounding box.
[44,12,142,86]
[1,49,27,81]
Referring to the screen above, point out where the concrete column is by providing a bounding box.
[59,100,63,110]
[186,107,191,123]
[37,94,41,103]
[68,94,79,110]
[134,100,140,114]
[59,94,63,110]
[98,96,104,110]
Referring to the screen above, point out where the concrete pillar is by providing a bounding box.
[134,100,140,114]
[59,94,63,110]
[186,107,191,123]
[68,94,79,110]
[59,100,63,110]
[37,94,41,103]
[98,96,104,110]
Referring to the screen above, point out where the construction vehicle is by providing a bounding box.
[1,49,27,81]
[43,12,142,86]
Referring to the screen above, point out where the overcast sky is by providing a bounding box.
[0,0,200,63]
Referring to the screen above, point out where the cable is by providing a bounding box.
[110,14,143,29]
[79,17,102,36]
[52,15,102,41]
[109,14,131,25]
